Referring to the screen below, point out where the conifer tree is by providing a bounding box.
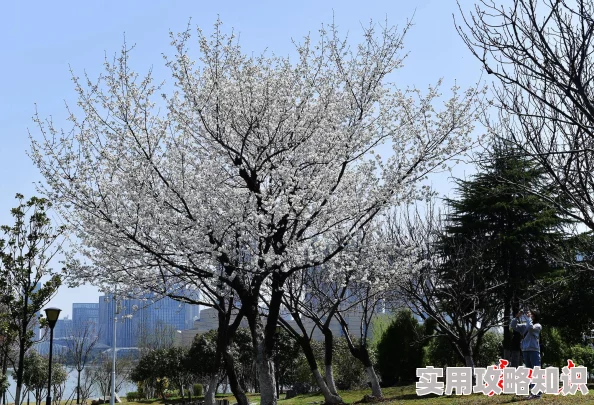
[440,140,572,363]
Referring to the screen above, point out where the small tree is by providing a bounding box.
[21,350,67,405]
[0,195,65,405]
[376,309,424,386]
[164,347,193,399]
[64,320,100,405]
[90,353,133,401]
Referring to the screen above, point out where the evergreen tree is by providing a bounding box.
[536,232,594,342]
[376,309,424,386]
[440,140,572,362]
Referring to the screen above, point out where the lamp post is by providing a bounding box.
[110,296,121,405]
[44,307,61,405]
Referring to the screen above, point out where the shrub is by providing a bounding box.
[539,326,566,368]
[163,389,179,398]
[126,392,138,402]
[422,336,461,369]
[377,309,424,386]
[475,332,503,367]
[192,383,203,397]
[565,345,594,374]
[333,337,369,390]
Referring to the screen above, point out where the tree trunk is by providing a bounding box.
[502,298,512,361]
[1,353,8,405]
[324,365,339,396]
[358,347,382,398]
[77,369,81,404]
[322,329,339,396]
[312,370,343,404]
[511,350,522,368]
[464,353,476,385]
[205,374,218,405]
[299,338,342,404]
[243,277,283,405]
[223,352,249,405]
[255,339,276,405]
[14,308,29,405]
[343,340,382,398]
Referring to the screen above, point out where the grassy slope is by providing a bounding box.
[124,385,594,405]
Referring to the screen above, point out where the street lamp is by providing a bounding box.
[111,296,121,405]
[44,307,61,405]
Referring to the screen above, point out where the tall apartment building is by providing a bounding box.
[72,302,99,332]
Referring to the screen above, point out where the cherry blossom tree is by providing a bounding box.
[282,265,347,400]
[321,225,398,398]
[30,18,482,405]
[272,275,343,404]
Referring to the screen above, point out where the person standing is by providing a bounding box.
[511,309,542,399]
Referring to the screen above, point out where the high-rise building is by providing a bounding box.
[99,294,143,348]
[72,303,99,332]
[53,317,73,339]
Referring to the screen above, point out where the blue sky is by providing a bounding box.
[0,0,484,318]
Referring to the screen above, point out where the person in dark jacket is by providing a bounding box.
[510,329,523,367]
[511,309,542,399]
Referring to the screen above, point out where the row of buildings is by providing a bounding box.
[41,293,201,351]
[40,286,388,352]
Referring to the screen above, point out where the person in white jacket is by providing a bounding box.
[511,309,542,399]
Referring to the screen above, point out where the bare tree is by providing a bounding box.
[333,284,384,398]
[457,0,594,240]
[76,368,95,405]
[89,353,133,402]
[136,320,175,355]
[286,268,347,400]
[64,321,100,405]
[386,204,503,371]
[317,229,390,399]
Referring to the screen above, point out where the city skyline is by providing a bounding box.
[43,291,201,348]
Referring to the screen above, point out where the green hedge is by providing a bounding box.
[193,384,203,397]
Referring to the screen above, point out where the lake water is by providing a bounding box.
[5,368,137,404]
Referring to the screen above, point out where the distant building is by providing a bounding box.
[53,317,73,339]
[174,305,380,347]
[99,294,143,348]
[73,303,99,332]
[98,291,201,348]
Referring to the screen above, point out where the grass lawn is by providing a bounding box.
[122,385,594,405]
